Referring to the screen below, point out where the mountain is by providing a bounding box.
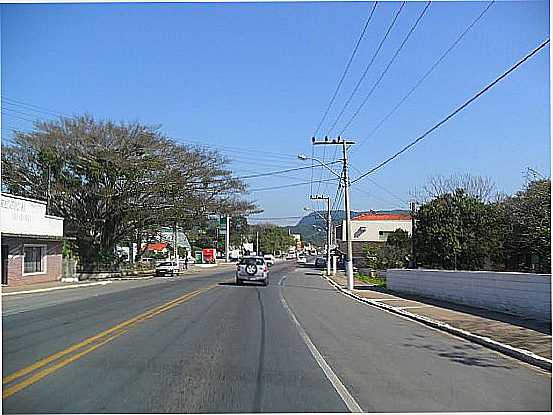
[286,209,410,246]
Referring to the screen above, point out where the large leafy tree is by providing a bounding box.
[252,224,295,255]
[414,189,496,270]
[494,179,550,273]
[2,115,256,264]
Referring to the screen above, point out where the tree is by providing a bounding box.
[1,115,257,265]
[495,179,550,273]
[252,224,295,255]
[414,189,496,270]
[411,173,497,203]
[364,229,411,270]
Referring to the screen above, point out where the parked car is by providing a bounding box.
[155,261,179,277]
[236,256,269,286]
[296,255,307,264]
[263,254,276,267]
[314,257,327,269]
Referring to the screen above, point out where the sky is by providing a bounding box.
[1,1,550,226]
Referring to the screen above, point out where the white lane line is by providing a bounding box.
[278,275,363,413]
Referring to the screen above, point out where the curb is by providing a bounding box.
[323,275,552,372]
[1,281,113,297]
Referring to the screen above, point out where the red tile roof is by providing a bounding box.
[352,213,411,221]
[145,242,168,251]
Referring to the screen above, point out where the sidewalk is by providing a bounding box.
[327,272,552,367]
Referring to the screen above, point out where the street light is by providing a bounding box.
[297,154,342,179]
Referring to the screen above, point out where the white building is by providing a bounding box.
[1,193,66,286]
[336,213,412,258]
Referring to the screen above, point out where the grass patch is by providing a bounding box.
[355,273,386,287]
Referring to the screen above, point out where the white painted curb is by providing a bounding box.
[1,281,113,297]
[323,275,552,372]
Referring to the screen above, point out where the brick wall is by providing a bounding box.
[387,269,551,321]
[3,238,63,286]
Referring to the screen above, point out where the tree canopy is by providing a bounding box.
[1,115,257,264]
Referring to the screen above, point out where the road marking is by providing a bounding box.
[2,285,216,399]
[397,305,432,310]
[1,281,112,297]
[278,275,363,413]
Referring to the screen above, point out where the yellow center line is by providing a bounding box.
[2,283,218,397]
[3,330,129,399]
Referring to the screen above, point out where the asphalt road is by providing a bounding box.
[2,261,551,413]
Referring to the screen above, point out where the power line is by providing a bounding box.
[237,161,340,180]
[1,112,36,123]
[338,1,431,136]
[1,96,70,118]
[355,0,495,152]
[351,38,550,184]
[350,164,408,204]
[319,1,405,198]
[249,177,339,192]
[313,1,378,137]
[326,1,406,137]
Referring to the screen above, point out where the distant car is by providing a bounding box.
[263,254,276,266]
[314,257,327,269]
[236,256,269,286]
[155,261,179,277]
[296,255,307,264]
[286,252,296,260]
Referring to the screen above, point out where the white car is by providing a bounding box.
[296,255,307,264]
[155,261,179,277]
[263,254,276,266]
[236,256,269,286]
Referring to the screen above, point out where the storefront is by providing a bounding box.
[1,193,65,286]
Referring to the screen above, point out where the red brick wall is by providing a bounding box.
[3,238,63,286]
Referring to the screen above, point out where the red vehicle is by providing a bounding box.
[202,248,216,264]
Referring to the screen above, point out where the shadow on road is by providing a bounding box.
[218,282,267,288]
[401,342,513,369]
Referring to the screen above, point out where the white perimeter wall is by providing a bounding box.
[387,269,551,321]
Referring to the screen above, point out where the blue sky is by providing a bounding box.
[1,1,550,225]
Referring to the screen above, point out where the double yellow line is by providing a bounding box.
[2,284,216,399]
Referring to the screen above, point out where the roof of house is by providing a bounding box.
[145,242,168,251]
[352,213,411,221]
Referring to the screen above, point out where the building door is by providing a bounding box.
[1,245,8,285]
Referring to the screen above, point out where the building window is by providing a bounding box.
[24,246,45,274]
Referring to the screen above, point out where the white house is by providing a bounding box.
[336,213,412,258]
[1,193,66,286]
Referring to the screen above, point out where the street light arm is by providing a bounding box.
[298,154,342,179]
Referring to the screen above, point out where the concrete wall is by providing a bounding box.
[387,269,551,321]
